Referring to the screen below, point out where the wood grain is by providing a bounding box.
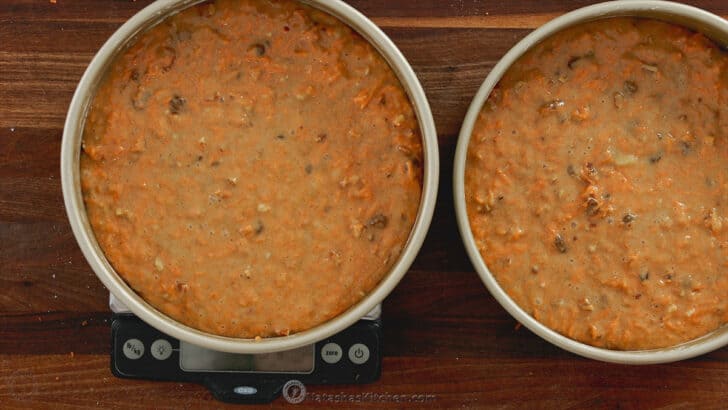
[2,0,728,408]
[3,354,728,409]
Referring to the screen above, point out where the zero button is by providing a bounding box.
[321,342,342,364]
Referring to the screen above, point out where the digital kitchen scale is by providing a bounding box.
[109,295,382,404]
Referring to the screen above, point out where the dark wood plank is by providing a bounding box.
[0,128,63,178]
[0,223,107,312]
[6,0,726,20]
[0,312,109,355]
[0,0,156,22]
[0,53,92,129]
[0,179,65,222]
[348,0,728,18]
[3,354,728,408]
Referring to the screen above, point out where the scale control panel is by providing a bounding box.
[111,314,382,404]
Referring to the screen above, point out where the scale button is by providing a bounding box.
[150,339,173,360]
[348,343,370,365]
[320,342,343,364]
[122,338,144,360]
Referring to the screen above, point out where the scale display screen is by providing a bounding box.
[179,342,315,373]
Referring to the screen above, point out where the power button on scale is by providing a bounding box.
[348,343,370,365]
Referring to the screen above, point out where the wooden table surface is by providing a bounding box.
[2,0,728,408]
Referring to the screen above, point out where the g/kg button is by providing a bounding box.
[348,343,370,365]
[122,338,144,360]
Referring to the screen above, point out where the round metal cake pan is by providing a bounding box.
[454,0,728,364]
[62,0,439,354]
